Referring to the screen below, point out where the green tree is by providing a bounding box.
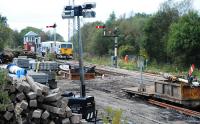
[11,30,23,49]
[0,14,7,27]
[20,26,64,42]
[143,0,180,63]
[167,11,200,66]
[119,45,136,57]
[20,26,43,37]
[0,14,12,51]
[118,13,150,56]
[46,31,64,41]
[106,11,116,28]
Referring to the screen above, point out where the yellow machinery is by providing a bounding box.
[41,41,73,59]
[59,42,73,59]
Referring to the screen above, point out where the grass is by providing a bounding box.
[84,56,111,66]
[84,56,200,77]
[101,106,127,124]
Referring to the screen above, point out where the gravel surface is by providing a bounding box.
[57,66,200,124]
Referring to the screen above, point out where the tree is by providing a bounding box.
[142,0,193,63]
[11,30,23,49]
[0,14,7,27]
[119,45,136,57]
[167,11,200,66]
[0,14,12,51]
[159,0,193,15]
[175,0,193,15]
[143,0,180,63]
[20,27,64,42]
[106,11,116,28]
[45,31,64,41]
[20,26,43,37]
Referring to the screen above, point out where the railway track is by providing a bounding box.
[148,99,200,119]
[129,110,166,124]
[56,59,164,79]
[56,59,200,122]
[95,68,128,76]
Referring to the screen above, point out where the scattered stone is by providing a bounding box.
[4,111,13,120]
[32,109,42,118]
[41,110,50,119]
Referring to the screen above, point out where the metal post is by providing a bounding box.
[139,56,145,92]
[77,16,85,97]
[73,0,76,58]
[114,36,118,68]
[54,27,56,53]
[140,59,143,84]
[68,0,71,42]
[54,27,56,41]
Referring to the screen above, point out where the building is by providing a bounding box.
[23,31,41,53]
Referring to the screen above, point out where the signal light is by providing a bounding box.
[83,11,96,18]
[46,23,57,28]
[53,23,56,28]
[62,11,74,19]
[96,26,105,29]
[65,6,73,11]
[82,3,96,9]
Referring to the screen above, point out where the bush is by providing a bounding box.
[119,45,135,58]
[46,53,56,61]
[0,69,10,111]
[102,106,128,124]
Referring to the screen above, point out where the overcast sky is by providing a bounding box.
[0,0,200,41]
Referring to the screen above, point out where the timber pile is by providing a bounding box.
[0,75,85,124]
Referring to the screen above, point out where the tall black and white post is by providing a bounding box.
[114,27,118,68]
[114,35,118,68]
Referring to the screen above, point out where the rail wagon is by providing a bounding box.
[122,77,200,108]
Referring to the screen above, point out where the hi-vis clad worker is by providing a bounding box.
[124,55,128,63]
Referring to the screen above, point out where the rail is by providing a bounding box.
[148,99,200,119]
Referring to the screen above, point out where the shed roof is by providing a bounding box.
[24,31,38,36]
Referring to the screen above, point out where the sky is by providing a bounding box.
[0,0,200,41]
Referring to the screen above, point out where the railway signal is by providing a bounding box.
[188,64,195,77]
[61,2,96,121]
[46,23,57,52]
[62,2,96,97]
[46,23,56,28]
[96,25,105,29]
[97,26,119,68]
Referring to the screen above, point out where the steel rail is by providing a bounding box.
[148,99,200,119]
